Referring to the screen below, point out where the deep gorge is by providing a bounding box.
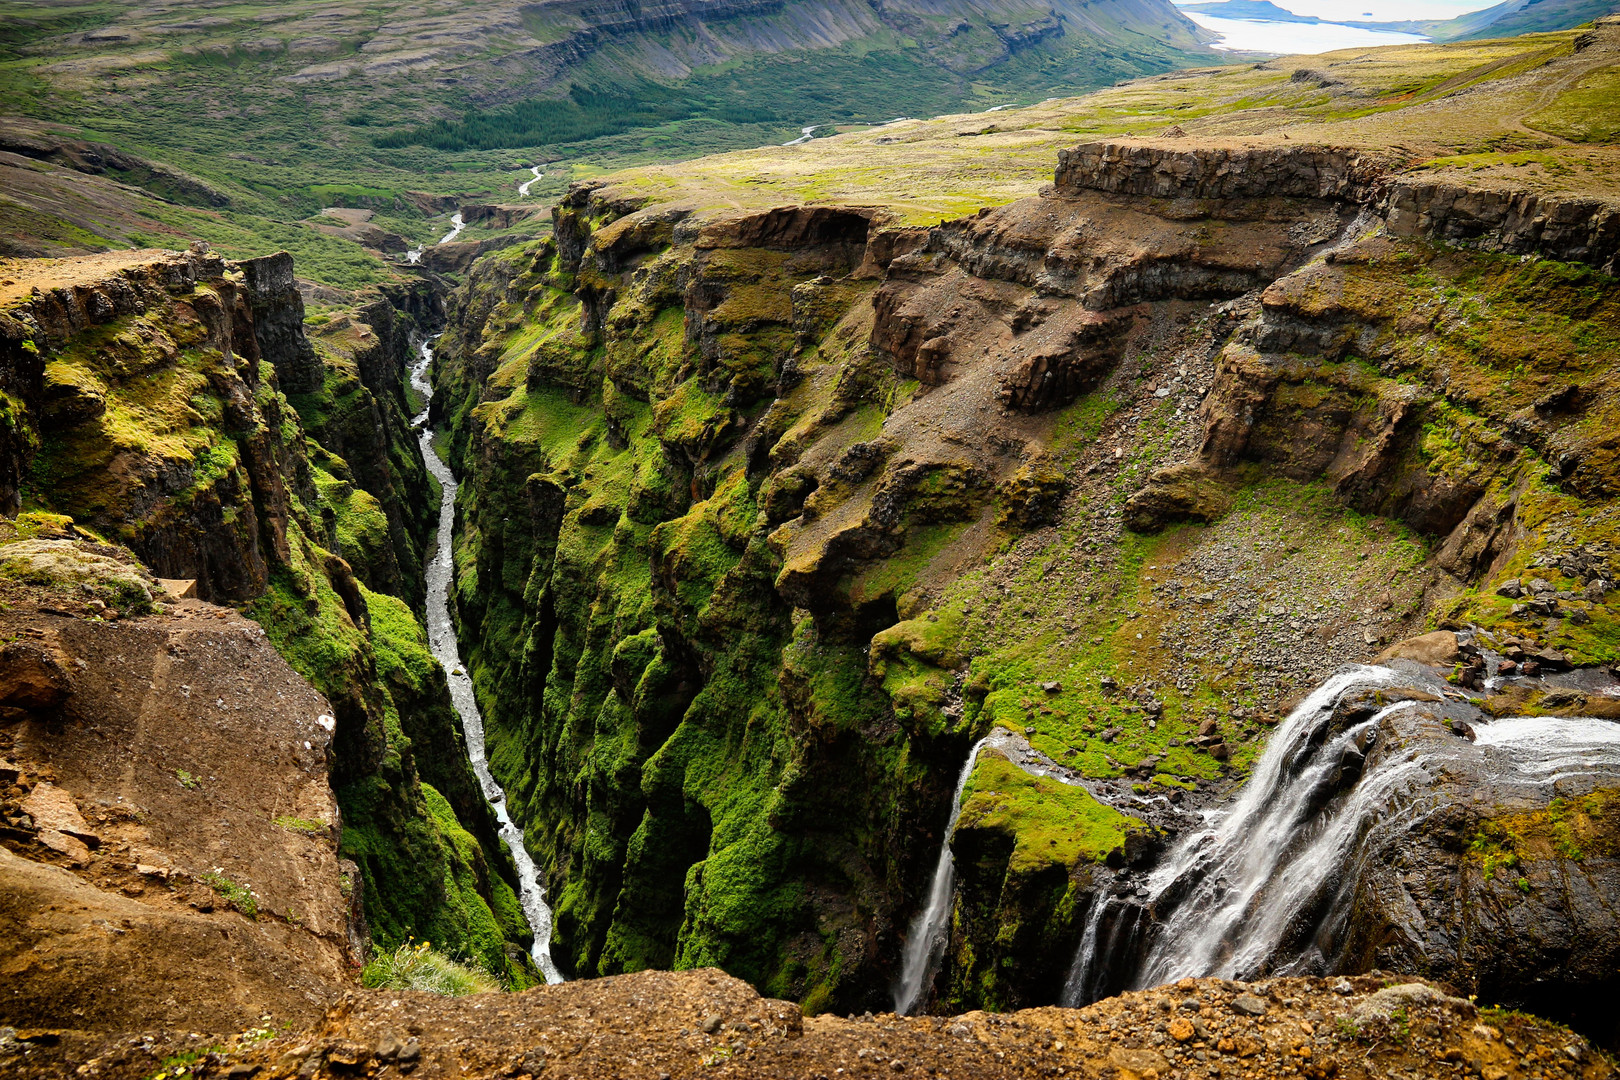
[426,114,1620,1027]
[3,18,1620,1079]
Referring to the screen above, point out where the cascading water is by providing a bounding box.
[1063,661,1620,1005]
[518,165,544,197]
[406,208,467,263]
[438,211,466,245]
[1130,666,1414,989]
[410,337,564,984]
[893,734,999,1015]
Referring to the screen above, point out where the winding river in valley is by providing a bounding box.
[411,338,565,985]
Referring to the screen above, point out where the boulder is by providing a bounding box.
[1124,465,1231,534]
[1376,631,1461,667]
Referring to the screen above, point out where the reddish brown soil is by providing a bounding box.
[0,595,359,1070]
[49,968,1612,1080]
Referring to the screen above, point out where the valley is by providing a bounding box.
[0,0,1214,281]
[0,3,1618,1079]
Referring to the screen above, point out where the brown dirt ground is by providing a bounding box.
[53,968,1614,1080]
[0,592,358,1069]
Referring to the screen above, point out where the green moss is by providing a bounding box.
[652,380,734,461]
[273,815,328,838]
[957,749,1136,871]
[846,521,971,612]
[1470,789,1620,871]
[199,869,258,919]
[0,529,157,615]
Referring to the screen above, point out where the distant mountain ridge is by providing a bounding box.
[0,0,1216,272]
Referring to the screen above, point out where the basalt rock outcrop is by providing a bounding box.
[0,249,541,990]
[1332,657,1620,1048]
[1,247,295,599]
[1056,141,1620,272]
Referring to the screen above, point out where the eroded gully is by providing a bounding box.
[410,337,564,984]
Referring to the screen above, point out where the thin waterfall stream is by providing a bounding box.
[411,336,564,984]
[893,733,999,1015]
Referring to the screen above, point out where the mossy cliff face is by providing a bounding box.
[439,192,1023,1009]
[0,248,536,986]
[441,98,1620,1020]
[298,285,440,608]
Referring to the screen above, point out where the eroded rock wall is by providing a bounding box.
[0,249,542,992]
[440,135,1620,1023]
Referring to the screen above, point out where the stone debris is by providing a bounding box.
[141,969,1610,1080]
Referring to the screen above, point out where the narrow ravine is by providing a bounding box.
[410,337,564,985]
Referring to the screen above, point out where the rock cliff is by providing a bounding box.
[0,248,539,990]
[0,527,355,1069]
[434,28,1620,1030]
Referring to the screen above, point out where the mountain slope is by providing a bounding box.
[1430,0,1620,40]
[0,0,1214,283]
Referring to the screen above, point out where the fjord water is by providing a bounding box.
[1064,663,1620,1005]
[411,338,564,984]
[894,735,995,1014]
[1177,10,1426,51]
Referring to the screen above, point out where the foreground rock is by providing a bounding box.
[0,541,358,1068]
[51,968,1612,1080]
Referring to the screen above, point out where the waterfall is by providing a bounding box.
[410,337,564,985]
[893,735,992,1015]
[1066,666,1404,1002]
[1064,661,1620,1004]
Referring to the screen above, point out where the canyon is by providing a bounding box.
[0,13,1618,1080]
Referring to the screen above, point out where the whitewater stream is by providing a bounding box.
[518,166,544,197]
[438,211,466,245]
[410,337,564,984]
[1062,662,1620,1005]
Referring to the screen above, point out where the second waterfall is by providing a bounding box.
[892,735,993,1015]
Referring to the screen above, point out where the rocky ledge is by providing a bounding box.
[44,968,1612,1080]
